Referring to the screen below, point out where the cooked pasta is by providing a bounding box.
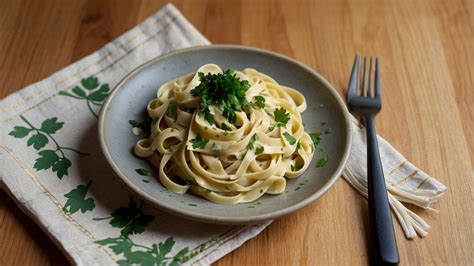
[133,64,314,204]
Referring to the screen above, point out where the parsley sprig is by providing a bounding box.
[267,108,291,131]
[253,96,265,109]
[191,70,251,125]
[283,132,297,145]
[274,108,290,127]
[190,134,209,149]
[167,100,178,121]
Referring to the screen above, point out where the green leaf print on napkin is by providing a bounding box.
[59,76,110,118]
[9,115,90,179]
[109,199,154,237]
[95,198,220,265]
[63,181,96,214]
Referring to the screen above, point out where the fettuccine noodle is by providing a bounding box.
[134,64,314,204]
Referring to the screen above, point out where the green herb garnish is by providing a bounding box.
[321,120,328,126]
[291,164,302,171]
[167,100,178,121]
[142,179,150,183]
[255,146,264,154]
[316,155,329,168]
[203,111,216,125]
[248,133,258,149]
[129,119,149,130]
[296,141,301,151]
[190,134,209,149]
[135,168,149,176]
[324,128,332,135]
[221,123,230,131]
[283,132,296,145]
[254,96,265,109]
[310,132,321,146]
[191,70,251,124]
[274,108,290,127]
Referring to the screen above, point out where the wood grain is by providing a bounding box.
[0,0,472,265]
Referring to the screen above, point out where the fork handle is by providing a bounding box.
[365,115,399,265]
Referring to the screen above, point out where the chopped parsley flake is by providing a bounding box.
[167,100,178,121]
[274,108,290,127]
[316,155,329,168]
[190,134,209,149]
[135,168,149,176]
[296,141,301,151]
[204,111,216,125]
[283,132,297,145]
[248,133,258,149]
[255,146,264,154]
[254,96,265,108]
[310,132,321,146]
[291,164,302,172]
[324,128,332,135]
[142,179,150,183]
[321,120,328,126]
[221,123,230,131]
[129,119,149,130]
[268,124,276,132]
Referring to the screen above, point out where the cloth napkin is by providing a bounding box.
[0,3,447,265]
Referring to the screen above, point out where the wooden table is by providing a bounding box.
[0,0,472,264]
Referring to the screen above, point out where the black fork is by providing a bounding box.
[347,56,399,265]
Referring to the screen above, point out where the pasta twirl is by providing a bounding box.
[134,64,314,204]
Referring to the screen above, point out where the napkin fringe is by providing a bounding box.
[343,167,435,239]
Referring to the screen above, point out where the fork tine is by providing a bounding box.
[368,57,373,97]
[361,56,367,96]
[375,57,381,98]
[347,55,359,100]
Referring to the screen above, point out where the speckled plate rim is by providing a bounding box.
[98,44,352,224]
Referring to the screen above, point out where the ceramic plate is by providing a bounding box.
[99,45,352,224]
